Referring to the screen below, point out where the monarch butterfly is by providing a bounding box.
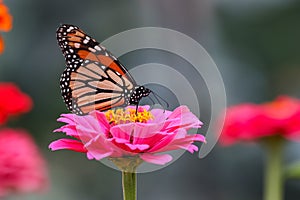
[56,24,151,115]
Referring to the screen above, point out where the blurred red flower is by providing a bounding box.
[0,35,3,53]
[0,83,32,125]
[0,1,13,54]
[263,96,300,141]
[220,96,300,145]
[0,128,48,197]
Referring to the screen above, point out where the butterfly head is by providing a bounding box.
[129,86,151,105]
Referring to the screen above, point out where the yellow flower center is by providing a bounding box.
[105,108,153,125]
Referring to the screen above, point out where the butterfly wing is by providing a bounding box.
[56,24,136,115]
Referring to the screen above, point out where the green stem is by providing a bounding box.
[263,136,284,200]
[122,171,137,200]
[109,157,142,200]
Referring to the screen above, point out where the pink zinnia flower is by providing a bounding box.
[0,83,32,125]
[49,106,205,165]
[0,128,48,197]
[220,96,300,145]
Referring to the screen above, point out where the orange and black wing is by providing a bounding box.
[56,24,136,115]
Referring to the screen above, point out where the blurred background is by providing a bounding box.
[1,0,300,199]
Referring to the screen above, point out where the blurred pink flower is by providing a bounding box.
[50,106,205,165]
[0,83,32,125]
[220,96,300,145]
[0,128,48,197]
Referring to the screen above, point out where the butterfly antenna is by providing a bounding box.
[151,91,169,109]
[148,95,156,109]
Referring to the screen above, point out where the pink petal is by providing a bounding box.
[125,143,149,151]
[149,109,171,123]
[113,137,129,144]
[74,115,101,134]
[54,125,79,138]
[111,122,165,145]
[186,144,199,153]
[110,124,134,142]
[147,129,187,153]
[133,123,164,139]
[162,106,203,131]
[90,111,110,133]
[49,139,86,152]
[168,143,199,153]
[148,128,205,153]
[74,115,110,143]
[167,105,190,119]
[83,135,114,160]
[192,134,206,142]
[57,114,75,122]
[140,153,173,165]
[147,133,175,152]
[157,133,206,153]
[87,152,95,160]
[86,150,112,160]
[164,114,202,131]
[126,105,150,111]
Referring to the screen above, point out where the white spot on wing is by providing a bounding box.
[95,45,101,51]
[88,47,96,53]
[83,39,89,44]
[74,43,81,48]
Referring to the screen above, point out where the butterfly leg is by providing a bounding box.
[135,103,139,115]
